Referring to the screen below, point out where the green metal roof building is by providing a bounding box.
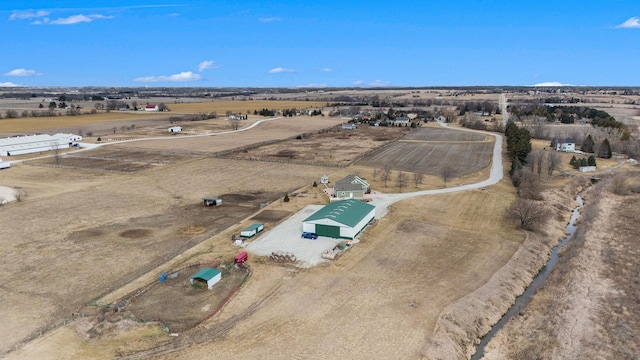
[302,199,376,239]
[190,268,222,289]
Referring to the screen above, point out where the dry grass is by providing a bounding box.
[0,112,167,133]
[168,100,326,114]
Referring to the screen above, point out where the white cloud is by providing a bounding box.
[532,81,573,87]
[198,60,220,72]
[321,68,333,72]
[297,83,329,88]
[47,14,113,25]
[615,17,640,29]
[259,17,281,23]
[0,82,21,87]
[3,68,40,77]
[353,80,391,87]
[133,71,202,83]
[268,67,299,74]
[9,10,49,20]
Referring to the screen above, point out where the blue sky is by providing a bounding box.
[1,1,639,87]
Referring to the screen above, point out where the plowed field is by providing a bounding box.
[357,126,494,176]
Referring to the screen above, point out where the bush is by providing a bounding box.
[505,198,551,231]
[312,181,318,187]
[283,194,290,202]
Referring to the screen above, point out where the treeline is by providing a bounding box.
[509,104,630,140]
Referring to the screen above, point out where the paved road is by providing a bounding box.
[369,121,504,218]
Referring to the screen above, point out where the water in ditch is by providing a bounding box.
[470,194,584,360]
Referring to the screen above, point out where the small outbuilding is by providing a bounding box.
[202,197,222,206]
[302,199,375,239]
[190,268,222,289]
[168,126,182,133]
[240,223,264,238]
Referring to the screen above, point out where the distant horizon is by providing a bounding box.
[2,1,640,87]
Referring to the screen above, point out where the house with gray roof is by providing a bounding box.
[333,174,370,199]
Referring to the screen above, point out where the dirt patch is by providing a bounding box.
[182,226,206,235]
[251,210,292,222]
[26,148,201,173]
[119,229,152,239]
[124,265,249,333]
[225,125,409,166]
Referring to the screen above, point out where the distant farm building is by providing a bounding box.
[202,197,222,206]
[240,223,264,238]
[0,133,81,156]
[555,139,576,152]
[393,117,410,126]
[303,199,375,239]
[579,166,597,172]
[190,268,221,289]
[145,104,159,112]
[168,126,182,133]
[333,174,370,199]
[0,158,10,169]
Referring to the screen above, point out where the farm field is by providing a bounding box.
[357,126,494,176]
[225,125,409,166]
[0,100,327,136]
[0,155,335,355]
[127,179,527,359]
[0,106,509,359]
[168,100,326,114]
[110,116,345,154]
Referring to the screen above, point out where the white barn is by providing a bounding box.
[302,199,375,239]
[0,134,78,156]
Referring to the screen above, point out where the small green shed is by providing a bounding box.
[190,268,222,289]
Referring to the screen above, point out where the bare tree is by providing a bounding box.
[413,172,424,187]
[372,168,378,181]
[230,119,241,130]
[441,165,455,188]
[546,151,561,177]
[522,115,549,139]
[536,149,545,177]
[505,198,551,231]
[516,169,544,200]
[380,166,391,188]
[396,171,408,193]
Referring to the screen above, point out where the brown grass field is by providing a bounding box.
[167,100,326,114]
[0,100,326,136]
[2,96,637,360]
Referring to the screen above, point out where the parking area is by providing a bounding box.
[244,205,345,267]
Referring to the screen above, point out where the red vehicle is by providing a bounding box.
[234,251,248,265]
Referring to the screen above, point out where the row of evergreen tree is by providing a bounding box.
[505,121,532,179]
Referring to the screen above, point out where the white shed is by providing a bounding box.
[240,223,264,238]
[168,126,182,133]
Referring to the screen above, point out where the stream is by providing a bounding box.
[470,194,584,360]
